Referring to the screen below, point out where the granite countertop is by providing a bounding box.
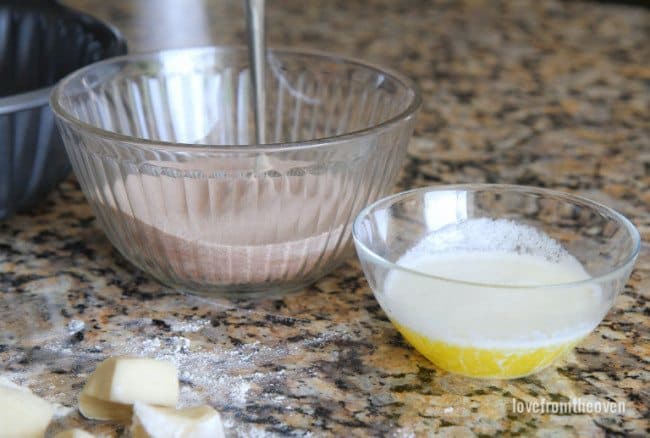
[2,0,649,436]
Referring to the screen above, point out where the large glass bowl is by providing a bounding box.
[51,47,420,297]
[353,185,640,379]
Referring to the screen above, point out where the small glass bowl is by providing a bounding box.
[51,46,420,297]
[353,184,640,379]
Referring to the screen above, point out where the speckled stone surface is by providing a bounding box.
[1,0,649,436]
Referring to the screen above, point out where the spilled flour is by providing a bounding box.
[1,286,360,437]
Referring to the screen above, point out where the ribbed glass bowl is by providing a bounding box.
[51,46,420,297]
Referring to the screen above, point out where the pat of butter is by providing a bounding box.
[78,392,133,422]
[0,377,54,438]
[131,402,225,438]
[79,357,178,421]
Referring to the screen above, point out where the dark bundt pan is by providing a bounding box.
[0,0,126,219]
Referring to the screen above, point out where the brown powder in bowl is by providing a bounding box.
[94,156,356,287]
[105,207,347,286]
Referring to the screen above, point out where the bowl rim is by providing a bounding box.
[0,87,52,114]
[50,45,422,153]
[352,183,641,290]
[0,1,126,115]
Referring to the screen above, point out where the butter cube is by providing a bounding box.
[79,357,178,421]
[0,377,54,438]
[131,402,225,438]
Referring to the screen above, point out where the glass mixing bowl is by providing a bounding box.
[51,46,420,297]
[353,185,640,378]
